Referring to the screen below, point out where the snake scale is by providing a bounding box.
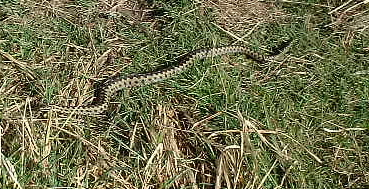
[51,45,278,116]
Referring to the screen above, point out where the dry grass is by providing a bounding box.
[1,0,369,188]
[205,0,288,31]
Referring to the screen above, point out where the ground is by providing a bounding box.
[0,0,369,188]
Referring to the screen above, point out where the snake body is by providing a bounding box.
[52,46,271,115]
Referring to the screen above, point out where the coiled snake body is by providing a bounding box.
[52,45,275,116]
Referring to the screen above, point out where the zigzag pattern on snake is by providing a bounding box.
[51,45,279,116]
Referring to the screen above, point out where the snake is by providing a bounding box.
[51,45,281,116]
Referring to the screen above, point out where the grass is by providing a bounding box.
[1,0,369,188]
